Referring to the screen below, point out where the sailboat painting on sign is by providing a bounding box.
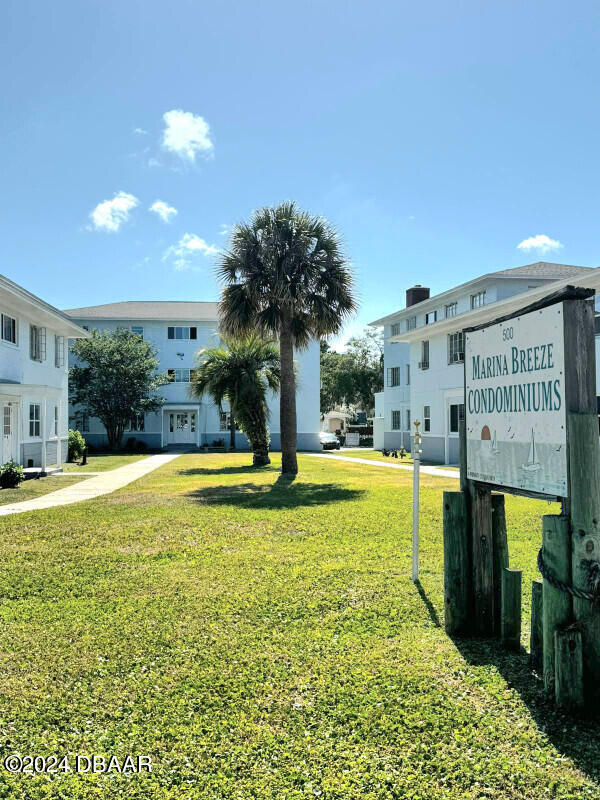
[521,428,541,473]
[492,430,499,456]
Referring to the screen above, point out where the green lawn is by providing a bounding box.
[62,454,148,472]
[334,448,415,465]
[0,453,598,799]
[0,474,86,506]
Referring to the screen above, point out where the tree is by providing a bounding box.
[320,328,383,414]
[218,202,356,475]
[191,335,280,466]
[70,329,169,451]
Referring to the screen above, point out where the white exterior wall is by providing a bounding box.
[382,324,411,449]
[68,317,320,451]
[0,285,80,469]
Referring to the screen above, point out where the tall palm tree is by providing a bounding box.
[191,335,280,466]
[218,202,356,475]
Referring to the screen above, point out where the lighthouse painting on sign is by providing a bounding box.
[465,303,568,498]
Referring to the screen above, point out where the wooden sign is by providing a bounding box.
[465,303,567,498]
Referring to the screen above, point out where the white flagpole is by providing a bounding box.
[412,420,422,583]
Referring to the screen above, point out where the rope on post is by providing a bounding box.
[537,548,600,604]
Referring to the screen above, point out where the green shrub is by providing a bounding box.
[0,459,25,489]
[68,428,86,462]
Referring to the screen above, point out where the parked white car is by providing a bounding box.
[319,431,341,450]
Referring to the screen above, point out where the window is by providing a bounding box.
[131,326,144,338]
[595,316,600,335]
[167,368,197,383]
[390,323,400,337]
[128,414,145,432]
[405,409,411,430]
[391,410,402,430]
[470,291,486,309]
[3,407,11,435]
[55,335,65,367]
[445,303,457,318]
[449,403,465,434]
[387,366,400,387]
[425,310,437,325]
[423,405,431,433]
[406,364,410,385]
[30,325,46,361]
[220,411,230,431]
[167,326,197,340]
[29,404,41,437]
[1,313,16,344]
[407,316,417,331]
[53,406,58,436]
[448,332,465,364]
[419,341,429,370]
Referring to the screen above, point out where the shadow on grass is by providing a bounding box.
[179,464,277,477]
[187,474,364,509]
[414,579,441,628]
[453,636,600,786]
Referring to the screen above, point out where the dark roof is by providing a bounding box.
[63,301,219,321]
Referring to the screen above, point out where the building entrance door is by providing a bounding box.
[1,404,18,464]
[167,412,196,444]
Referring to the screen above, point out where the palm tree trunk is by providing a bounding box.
[229,412,236,450]
[279,321,298,475]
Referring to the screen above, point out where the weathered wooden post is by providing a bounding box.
[564,296,600,703]
[542,515,572,694]
[554,628,584,710]
[443,491,470,635]
[472,487,495,636]
[530,580,543,673]
[492,494,508,636]
[501,568,522,650]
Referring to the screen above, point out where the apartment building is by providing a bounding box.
[64,301,321,451]
[370,262,599,463]
[0,274,88,469]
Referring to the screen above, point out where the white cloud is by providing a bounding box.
[163,233,220,271]
[149,200,178,223]
[161,109,213,161]
[133,127,148,135]
[89,191,139,233]
[517,234,564,254]
[219,223,231,237]
[147,157,162,168]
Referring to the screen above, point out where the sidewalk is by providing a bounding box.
[0,454,182,517]
[307,452,460,479]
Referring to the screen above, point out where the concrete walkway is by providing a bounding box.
[306,452,460,480]
[0,453,182,517]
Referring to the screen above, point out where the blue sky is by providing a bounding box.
[2,0,599,345]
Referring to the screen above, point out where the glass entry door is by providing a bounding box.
[167,411,196,444]
[1,404,18,464]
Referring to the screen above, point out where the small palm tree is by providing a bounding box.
[218,202,356,474]
[191,335,280,466]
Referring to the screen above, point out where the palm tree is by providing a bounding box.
[218,202,356,475]
[191,335,280,466]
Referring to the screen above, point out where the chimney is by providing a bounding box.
[406,285,430,307]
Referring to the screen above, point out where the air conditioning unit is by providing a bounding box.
[449,353,464,363]
[418,361,429,370]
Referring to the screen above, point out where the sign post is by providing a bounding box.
[443,286,600,710]
[412,420,422,583]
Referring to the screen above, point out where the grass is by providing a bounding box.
[332,448,415,465]
[0,453,598,798]
[62,454,148,472]
[0,474,86,506]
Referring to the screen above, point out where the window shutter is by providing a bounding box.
[168,327,175,339]
[40,327,46,360]
[168,369,175,382]
[190,327,197,340]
